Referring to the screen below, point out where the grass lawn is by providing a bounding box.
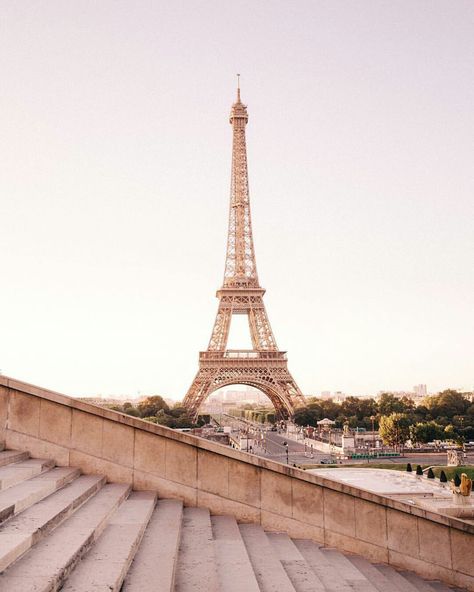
[429,466,474,481]
[299,463,474,480]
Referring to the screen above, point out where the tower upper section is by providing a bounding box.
[229,87,249,126]
[223,85,259,289]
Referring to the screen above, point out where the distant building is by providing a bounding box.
[413,384,427,397]
[333,391,346,403]
[207,388,269,406]
[317,391,347,402]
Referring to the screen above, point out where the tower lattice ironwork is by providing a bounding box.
[183,84,306,419]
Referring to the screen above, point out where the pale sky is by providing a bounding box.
[1,1,473,399]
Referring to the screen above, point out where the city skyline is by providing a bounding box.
[1,2,473,400]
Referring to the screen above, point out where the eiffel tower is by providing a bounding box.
[183,81,306,419]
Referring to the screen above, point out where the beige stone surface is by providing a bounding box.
[133,469,197,506]
[39,400,71,447]
[354,497,387,547]
[387,508,420,557]
[453,570,474,591]
[0,388,9,440]
[102,419,134,466]
[261,510,324,543]
[5,431,70,466]
[261,470,292,517]
[451,528,474,577]
[70,450,133,484]
[71,409,103,456]
[8,392,40,437]
[198,490,260,523]
[418,517,452,569]
[133,429,166,477]
[323,489,355,537]
[388,549,455,587]
[324,530,388,563]
[228,459,261,507]
[198,449,229,497]
[291,478,323,527]
[165,439,197,488]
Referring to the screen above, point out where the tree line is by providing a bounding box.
[106,396,199,429]
[293,390,474,445]
[104,389,474,445]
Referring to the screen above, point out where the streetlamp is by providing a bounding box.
[370,415,376,460]
[283,441,289,464]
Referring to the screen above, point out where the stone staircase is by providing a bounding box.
[0,447,466,592]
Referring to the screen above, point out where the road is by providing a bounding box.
[253,432,474,468]
[256,431,333,465]
[211,414,474,468]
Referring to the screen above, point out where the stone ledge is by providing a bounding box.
[1,373,473,536]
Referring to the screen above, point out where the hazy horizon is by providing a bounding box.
[1,1,473,400]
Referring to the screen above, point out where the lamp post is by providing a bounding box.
[370,415,376,459]
[283,441,289,464]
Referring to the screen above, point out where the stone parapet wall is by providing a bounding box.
[0,375,473,590]
[303,437,343,455]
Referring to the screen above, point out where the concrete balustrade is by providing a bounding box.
[1,375,473,590]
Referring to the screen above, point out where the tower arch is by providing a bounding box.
[199,378,296,419]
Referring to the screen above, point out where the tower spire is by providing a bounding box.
[225,78,257,288]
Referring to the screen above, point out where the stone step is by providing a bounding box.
[0,482,130,592]
[430,581,464,592]
[122,498,183,592]
[321,548,379,592]
[294,539,353,592]
[399,570,439,591]
[375,564,420,592]
[0,466,80,524]
[175,507,220,592]
[62,491,157,592]
[345,554,402,592]
[239,524,296,592]
[0,458,54,491]
[267,532,325,592]
[0,473,105,572]
[0,450,29,468]
[211,515,261,592]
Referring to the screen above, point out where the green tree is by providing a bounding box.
[425,390,469,419]
[265,412,276,424]
[340,397,377,424]
[444,424,455,440]
[378,393,414,416]
[379,413,411,449]
[137,396,169,418]
[409,421,445,445]
[154,407,195,429]
[293,403,323,426]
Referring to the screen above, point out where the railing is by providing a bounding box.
[200,350,287,361]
